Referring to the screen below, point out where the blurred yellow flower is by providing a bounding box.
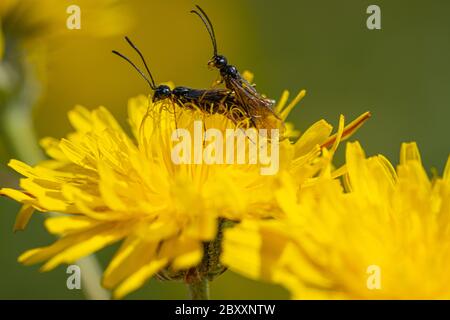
[0,88,369,298]
[0,0,130,42]
[222,141,450,299]
[0,0,131,158]
[0,0,132,301]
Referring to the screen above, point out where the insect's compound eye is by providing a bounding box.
[214,55,227,68]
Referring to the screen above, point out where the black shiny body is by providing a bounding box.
[191,5,280,129]
[154,85,238,116]
[112,37,244,123]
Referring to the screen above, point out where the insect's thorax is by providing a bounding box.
[172,86,190,98]
[220,64,239,80]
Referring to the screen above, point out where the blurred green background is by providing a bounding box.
[1,0,449,299]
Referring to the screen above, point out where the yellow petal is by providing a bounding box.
[444,155,450,183]
[222,220,288,281]
[68,106,93,133]
[0,188,35,203]
[294,120,332,157]
[93,106,123,132]
[221,221,262,279]
[280,90,306,120]
[321,112,371,149]
[161,237,203,270]
[273,242,332,298]
[8,160,37,179]
[19,222,129,271]
[400,142,422,165]
[44,216,100,235]
[242,70,254,83]
[172,248,202,270]
[59,139,96,170]
[275,173,301,219]
[41,225,129,271]
[345,141,367,193]
[346,141,396,201]
[127,95,149,139]
[330,115,345,154]
[376,154,397,183]
[274,90,290,114]
[113,258,168,299]
[40,137,69,161]
[19,239,74,267]
[103,236,158,290]
[14,204,35,232]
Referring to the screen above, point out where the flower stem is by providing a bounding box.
[187,277,209,300]
[76,256,110,300]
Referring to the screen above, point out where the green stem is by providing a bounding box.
[76,256,110,300]
[187,277,209,300]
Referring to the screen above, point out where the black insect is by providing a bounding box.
[112,37,249,124]
[190,5,282,130]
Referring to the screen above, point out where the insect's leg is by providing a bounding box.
[220,90,233,103]
[202,113,207,148]
[244,129,256,145]
[211,75,224,88]
[250,116,258,129]
[216,91,232,118]
[139,107,151,142]
[208,102,214,115]
[231,108,256,146]
[199,91,208,104]
[237,119,256,145]
[173,101,179,138]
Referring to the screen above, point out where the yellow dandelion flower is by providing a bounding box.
[0,0,131,162]
[0,0,132,301]
[222,141,450,299]
[0,0,130,43]
[1,88,369,298]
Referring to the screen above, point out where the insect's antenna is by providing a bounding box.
[124,36,157,89]
[112,50,156,90]
[190,5,217,56]
[195,5,217,41]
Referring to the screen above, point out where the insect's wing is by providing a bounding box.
[201,89,233,103]
[178,88,236,116]
[227,77,281,131]
[182,88,231,103]
[234,77,278,113]
[238,74,259,95]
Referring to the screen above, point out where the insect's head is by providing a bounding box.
[208,55,227,70]
[153,85,172,102]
